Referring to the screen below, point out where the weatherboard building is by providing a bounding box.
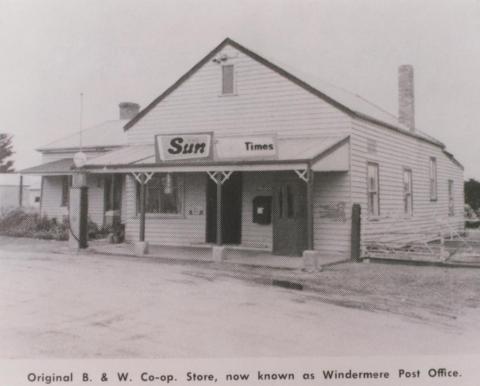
[21,38,464,258]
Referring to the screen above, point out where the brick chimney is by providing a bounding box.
[398,65,415,131]
[119,102,140,120]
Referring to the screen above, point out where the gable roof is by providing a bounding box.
[38,119,128,152]
[124,37,444,149]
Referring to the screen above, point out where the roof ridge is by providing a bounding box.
[123,37,444,148]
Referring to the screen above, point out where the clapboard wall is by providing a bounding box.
[126,44,351,143]
[349,118,464,247]
[41,175,105,225]
[313,171,352,257]
[40,176,69,220]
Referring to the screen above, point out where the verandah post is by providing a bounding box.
[139,178,146,242]
[19,175,23,207]
[216,174,222,246]
[351,203,361,261]
[306,166,315,250]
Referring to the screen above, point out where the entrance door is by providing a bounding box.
[206,172,242,244]
[272,172,307,256]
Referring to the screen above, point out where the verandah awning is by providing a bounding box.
[19,158,74,175]
[83,135,350,173]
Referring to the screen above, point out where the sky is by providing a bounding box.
[1,0,479,178]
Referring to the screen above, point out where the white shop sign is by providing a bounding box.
[215,136,277,160]
[155,133,212,161]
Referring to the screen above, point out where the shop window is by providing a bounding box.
[136,173,183,215]
[429,157,437,201]
[222,64,235,95]
[448,179,454,216]
[60,175,72,207]
[403,168,413,216]
[367,162,380,217]
[105,174,123,212]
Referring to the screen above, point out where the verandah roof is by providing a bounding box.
[83,135,350,173]
[19,158,74,175]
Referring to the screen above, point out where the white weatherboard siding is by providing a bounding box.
[86,174,105,226]
[124,173,206,246]
[241,172,273,249]
[40,176,68,220]
[350,119,464,246]
[41,175,105,225]
[313,172,351,257]
[127,44,351,143]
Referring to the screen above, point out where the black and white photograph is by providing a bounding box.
[1,0,480,384]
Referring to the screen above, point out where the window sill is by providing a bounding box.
[218,93,238,97]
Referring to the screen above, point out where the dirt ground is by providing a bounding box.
[1,236,480,358]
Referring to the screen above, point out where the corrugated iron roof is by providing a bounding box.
[38,120,128,151]
[19,159,73,175]
[84,135,349,168]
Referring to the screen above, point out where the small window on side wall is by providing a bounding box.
[367,162,380,217]
[448,179,454,216]
[222,64,235,95]
[429,157,437,201]
[403,169,413,216]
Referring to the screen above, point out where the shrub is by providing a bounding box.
[0,209,116,241]
[0,208,68,241]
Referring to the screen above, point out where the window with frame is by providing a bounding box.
[367,162,380,217]
[136,173,183,215]
[222,64,234,95]
[403,168,413,215]
[429,157,437,200]
[448,179,454,216]
[60,175,71,207]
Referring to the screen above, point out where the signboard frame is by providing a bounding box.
[154,132,213,162]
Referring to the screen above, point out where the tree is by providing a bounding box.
[0,133,14,172]
[465,179,480,212]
